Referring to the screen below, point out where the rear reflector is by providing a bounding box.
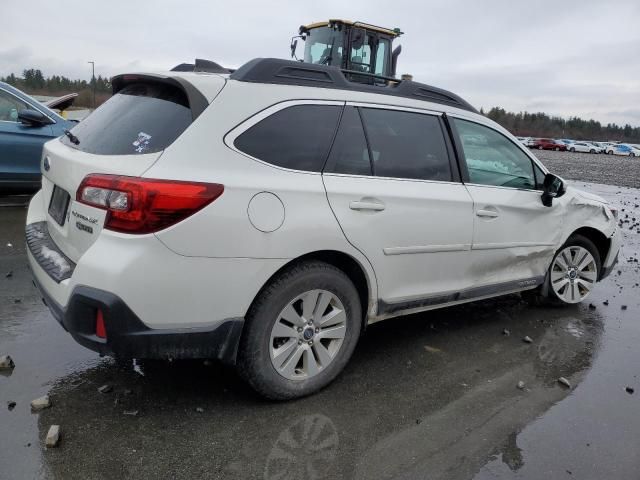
[77,174,224,234]
[96,310,107,339]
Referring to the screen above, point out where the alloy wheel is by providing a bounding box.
[269,289,347,380]
[550,246,598,303]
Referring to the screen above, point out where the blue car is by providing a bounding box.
[0,81,76,191]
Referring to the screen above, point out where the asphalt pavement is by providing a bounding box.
[1,180,639,480]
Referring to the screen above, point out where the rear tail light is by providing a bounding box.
[77,174,224,234]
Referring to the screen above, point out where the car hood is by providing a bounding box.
[571,187,608,205]
[45,93,78,111]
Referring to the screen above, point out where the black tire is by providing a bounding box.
[526,234,601,306]
[589,149,595,153]
[570,147,575,152]
[237,261,362,400]
[555,147,560,151]
[631,153,636,157]
[538,146,543,150]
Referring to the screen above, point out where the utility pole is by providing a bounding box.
[88,61,95,109]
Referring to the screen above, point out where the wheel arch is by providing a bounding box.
[566,226,611,278]
[246,250,376,332]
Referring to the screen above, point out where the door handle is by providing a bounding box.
[476,209,499,218]
[349,200,386,211]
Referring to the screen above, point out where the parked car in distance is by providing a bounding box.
[26,58,621,399]
[557,139,574,148]
[606,143,640,156]
[0,82,76,191]
[568,142,600,153]
[532,138,567,151]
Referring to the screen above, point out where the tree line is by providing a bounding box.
[483,107,640,143]
[1,69,111,107]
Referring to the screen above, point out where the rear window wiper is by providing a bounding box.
[64,129,80,145]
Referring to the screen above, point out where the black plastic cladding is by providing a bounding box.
[230,58,478,113]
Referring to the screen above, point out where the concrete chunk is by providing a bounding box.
[31,395,51,412]
[558,377,571,388]
[97,384,113,394]
[45,425,61,448]
[0,355,15,370]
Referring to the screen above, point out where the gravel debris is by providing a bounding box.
[30,396,51,412]
[558,377,572,388]
[0,355,15,370]
[97,384,113,394]
[45,425,61,448]
[533,150,640,189]
[523,336,533,344]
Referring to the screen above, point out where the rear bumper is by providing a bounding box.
[32,274,244,363]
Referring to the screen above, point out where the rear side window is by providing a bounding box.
[234,105,341,172]
[61,82,192,155]
[359,108,452,181]
[324,107,372,176]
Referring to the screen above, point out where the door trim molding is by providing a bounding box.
[383,244,471,255]
[472,242,555,251]
[377,275,545,317]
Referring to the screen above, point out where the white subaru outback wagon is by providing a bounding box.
[26,58,620,399]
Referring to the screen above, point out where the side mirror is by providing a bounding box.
[541,173,566,207]
[18,109,53,127]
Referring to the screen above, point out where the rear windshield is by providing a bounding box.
[61,82,192,155]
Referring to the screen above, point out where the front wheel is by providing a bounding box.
[631,153,636,157]
[589,149,595,153]
[570,147,576,152]
[547,235,601,304]
[238,261,362,400]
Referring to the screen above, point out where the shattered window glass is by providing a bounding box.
[455,119,536,189]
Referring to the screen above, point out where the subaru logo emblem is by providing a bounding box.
[43,156,50,171]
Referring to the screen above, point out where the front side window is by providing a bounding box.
[454,119,536,189]
[235,105,341,172]
[360,108,452,181]
[0,90,31,122]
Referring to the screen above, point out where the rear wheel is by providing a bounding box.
[238,261,361,400]
[589,149,595,153]
[538,146,543,150]
[554,147,560,151]
[570,147,576,152]
[631,152,636,157]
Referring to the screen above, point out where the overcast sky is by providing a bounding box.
[2,0,639,126]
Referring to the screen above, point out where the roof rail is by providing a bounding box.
[229,58,477,113]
